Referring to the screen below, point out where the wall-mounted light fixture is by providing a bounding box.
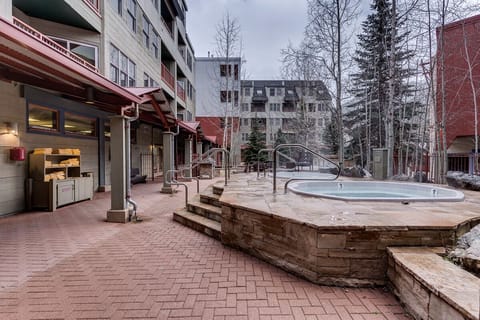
[85,87,95,104]
[1,122,18,136]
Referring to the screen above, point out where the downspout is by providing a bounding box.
[122,104,139,221]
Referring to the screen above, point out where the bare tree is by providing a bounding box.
[304,0,360,170]
[213,12,241,156]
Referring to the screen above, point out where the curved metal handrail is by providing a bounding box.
[166,169,200,206]
[257,148,274,178]
[272,144,341,193]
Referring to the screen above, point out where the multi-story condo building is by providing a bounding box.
[239,80,332,153]
[0,0,202,218]
[195,56,242,164]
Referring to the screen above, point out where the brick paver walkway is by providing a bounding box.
[0,178,410,320]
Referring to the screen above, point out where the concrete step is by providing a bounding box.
[187,195,222,222]
[173,208,221,240]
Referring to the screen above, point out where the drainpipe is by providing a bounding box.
[122,104,139,221]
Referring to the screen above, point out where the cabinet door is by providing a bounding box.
[56,180,75,207]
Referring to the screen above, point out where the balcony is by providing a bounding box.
[12,17,98,73]
[177,82,185,102]
[161,63,175,91]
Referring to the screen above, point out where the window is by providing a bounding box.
[234,64,239,80]
[276,88,283,96]
[269,103,280,112]
[244,87,250,96]
[318,102,327,112]
[127,0,136,32]
[269,88,275,96]
[256,89,263,95]
[241,103,249,112]
[241,133,249,141]
[128,60,136,86]
[110,44,135,87]
[152,31,159,58]
[144,73,150,87]
[64,112,96,137]
[269,118,280,126]
[109,44,119,83]
[220,90,231,103]
[51,37,98,67]
[308,87,314,96]
[142,16,150,48]
[241,118,249,126]
[111,0,122,15]
[220,64,231,77]
[234,90,239,104]
[28,104,59,132]
[308,103,315,112]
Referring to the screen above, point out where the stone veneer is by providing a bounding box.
[219,175,480,287]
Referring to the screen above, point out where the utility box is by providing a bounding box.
[372,148,388,180]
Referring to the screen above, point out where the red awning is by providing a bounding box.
[178,120,197,134]
[204,135,217,144]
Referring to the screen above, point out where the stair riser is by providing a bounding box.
[200,195,221,207]
[173,213,221,240]
[187,204,221,222]
[212,186,224,196]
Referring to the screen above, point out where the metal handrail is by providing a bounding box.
[166,169,200,206]
[272,144,341,193]
[257,148,274,178]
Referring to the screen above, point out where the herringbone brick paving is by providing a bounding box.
[0,179,411,319]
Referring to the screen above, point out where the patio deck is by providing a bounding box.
[0,178,410,320]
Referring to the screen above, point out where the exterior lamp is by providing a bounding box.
[1,122,18,136]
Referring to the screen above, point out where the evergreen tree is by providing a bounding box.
[274,128,288,147]
[349,0,414,169]
[324,115,339,155]
[244,120,266,164]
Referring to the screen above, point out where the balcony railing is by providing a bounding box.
[12,17,99,73]
[161,63,175,91]
[161,17,174,39]
[83,0,101,16]
[177,82,186,102]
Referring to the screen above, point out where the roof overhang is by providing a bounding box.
[0,16,140,111]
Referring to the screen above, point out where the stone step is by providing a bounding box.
[200,189,222,207]
[212,184,224,196]
[173,208,221,240]
[187,195,222,222]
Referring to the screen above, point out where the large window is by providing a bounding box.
[64,112,96,137]
[241,103,249,112]
[142,16,150,49]
[127,0,136,32]
[269,103,280,112]
[51,37,98,67]
[244,87,250,96]
[28,104,59,132]
[269,88,275,96]
[110,44,135,87]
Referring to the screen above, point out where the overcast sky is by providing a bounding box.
[186,0,308,80]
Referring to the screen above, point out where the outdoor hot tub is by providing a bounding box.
[287,180,465,202]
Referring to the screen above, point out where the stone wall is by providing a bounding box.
[221,204,459,287]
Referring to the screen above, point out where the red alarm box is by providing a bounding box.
[10,147,25,161]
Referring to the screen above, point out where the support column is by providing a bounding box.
[161,131,174,193]
[107,116,128,222]
[184,136,193,179]
[196,141,203,158]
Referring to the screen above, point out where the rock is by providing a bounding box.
[446,171,480,191]
[448,224,480,275]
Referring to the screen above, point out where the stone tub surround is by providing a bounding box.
[219,174,480,287]
[387,247,480,320]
